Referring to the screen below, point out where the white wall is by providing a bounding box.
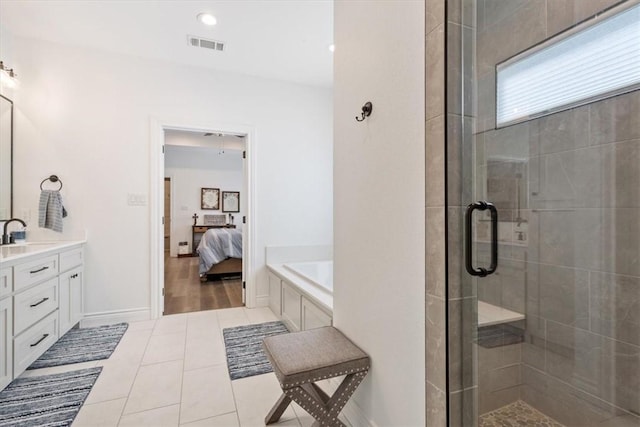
[165,146,244,256]
[333,1,425,426]
[7,35,333,319]
[0,24,14,100]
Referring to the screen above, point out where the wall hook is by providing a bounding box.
[355,102,373,122]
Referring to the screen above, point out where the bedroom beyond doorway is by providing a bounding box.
[164,255,243,314]
[163,128,247,315]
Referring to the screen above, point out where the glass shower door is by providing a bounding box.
[447,0,640,426]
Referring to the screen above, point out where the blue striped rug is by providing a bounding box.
[223,321,289,380]
[0,367,102,427]
[28,323,128,370]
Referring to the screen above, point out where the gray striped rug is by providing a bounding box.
[223,321,289,380]
[0,367,102,427]
[28,323,128,370]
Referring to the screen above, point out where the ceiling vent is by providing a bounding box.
[188,35,225,52]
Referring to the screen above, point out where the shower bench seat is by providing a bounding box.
[477,300,524,327]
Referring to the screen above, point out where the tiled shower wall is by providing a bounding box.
[427,0,640,425]
[473,0,640,426]
[425,0,449,423]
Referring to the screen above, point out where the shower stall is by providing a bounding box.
[434,0,640,425]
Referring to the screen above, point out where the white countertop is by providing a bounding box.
[0,240,86,265]
[267,263,333,313]
[478,301,525,327]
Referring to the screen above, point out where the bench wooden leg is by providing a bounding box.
[265,393,292,425]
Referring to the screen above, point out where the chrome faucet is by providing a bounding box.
[2,218,26,245]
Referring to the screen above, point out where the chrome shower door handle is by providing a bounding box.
[465,201,498,277]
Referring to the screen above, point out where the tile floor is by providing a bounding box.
[478,400,565,427]
[22,307,346,427]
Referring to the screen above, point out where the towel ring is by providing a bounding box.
[40,175,63,191]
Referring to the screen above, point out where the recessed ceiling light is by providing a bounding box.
[328,44,335,52]
[197,13,217,26]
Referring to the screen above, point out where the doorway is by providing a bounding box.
[162,129,246,315]
[150,118,255,319]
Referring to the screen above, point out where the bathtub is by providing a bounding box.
[283,260,333,294]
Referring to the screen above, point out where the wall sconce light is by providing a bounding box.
[0,61,19,89]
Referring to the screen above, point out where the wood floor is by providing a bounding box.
[164,254,243,315]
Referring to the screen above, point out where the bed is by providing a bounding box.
[196,228,242,281]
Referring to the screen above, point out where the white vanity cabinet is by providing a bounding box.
[0,267,11,298]
[58,247,84,335]
[0,241,85,390]
[0,294,12,390]
[59,266,83,335]
[14,311,59,374]
[13,277,59,334]
[13,254,58,292]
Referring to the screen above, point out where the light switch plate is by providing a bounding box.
[127,193,147,206]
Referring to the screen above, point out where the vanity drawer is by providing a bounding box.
[0,267,12,299]
[59,248,83,273]
[14,254,58,292]
[14,277,59,335]
[14,310,58,374]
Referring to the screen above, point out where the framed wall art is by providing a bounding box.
[201,188,220,210]
[222,191,240,212]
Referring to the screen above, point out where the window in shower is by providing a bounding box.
[496,2,640,127]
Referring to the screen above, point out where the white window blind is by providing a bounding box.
[496,3,640,127]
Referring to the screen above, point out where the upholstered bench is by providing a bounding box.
[262,326,370,427]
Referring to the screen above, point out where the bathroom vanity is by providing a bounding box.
[0,241,85,390]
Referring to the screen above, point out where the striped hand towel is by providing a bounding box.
[38,190,66,232]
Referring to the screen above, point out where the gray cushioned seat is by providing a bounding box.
[262,326,370,427]
[263,326,369,388]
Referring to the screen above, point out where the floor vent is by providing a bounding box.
[188,35,225,52]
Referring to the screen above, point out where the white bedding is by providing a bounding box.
[196,228,242,274]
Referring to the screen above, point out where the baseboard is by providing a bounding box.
[80,307,151,327]
[343,398,374,427]
[255,294,270,308]
[327,378,375,427]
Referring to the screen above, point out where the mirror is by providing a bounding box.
[0,94,13,220]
